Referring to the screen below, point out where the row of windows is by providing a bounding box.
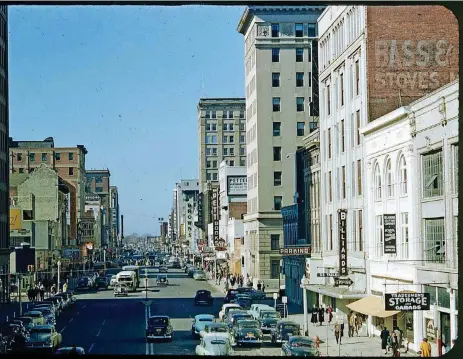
[246,98,257,121]
[204,110,245,119]
[271,47,312,63]
[326,160,363,201]
[246,75,256,98]
[246,123,256,145]
[248,172,257,190]
[205,147,246,157]
[247,148,257,167]
[327,209,363,252]
[272,122,307,137]
[270,23,316,38]
[0,45,5,71]
[326,110,361,160]
[271,72,312,88]
[205,122,245,132]
[272,97,310,113]
[14,151,75,162]
[12,166,76,176]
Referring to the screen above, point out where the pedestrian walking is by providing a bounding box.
[257,281,262,291]
[39,287,45,301]
[311,305,318,325]
[334,323,342,344]
[262,282,266,292]
[419,338,432,357]
[318,306,325,326]
[388,332,400,357]
[381,327,390,354]
[326,305,333,324]
[314,335,320,348]
[393,326,403,350]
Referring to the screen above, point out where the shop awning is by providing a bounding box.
[346,295,400,318]
[308,285,368,300]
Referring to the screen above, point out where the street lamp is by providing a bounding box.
[57,260,61,293]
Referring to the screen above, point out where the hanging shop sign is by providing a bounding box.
[317,272,339,278]
[227,175,247,196]
[334,277,353,287]
[385,293,430,311]
[279,246,311,256]
[212,188,221,250]
[185,198,194,246]
[338,209,348,276]
[215,238,227,251]
[196,193,204,229]
[383,214,397,254]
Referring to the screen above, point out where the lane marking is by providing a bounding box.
[96,329,101,337]
[102,319,106,326]
[83,305,87,309]
[88,343,95,353]
[181,304,192,319]
[68,318,73,323]
[60,326,67,333]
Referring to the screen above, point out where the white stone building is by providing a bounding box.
[359,79,458,351]
[173,179,199,254]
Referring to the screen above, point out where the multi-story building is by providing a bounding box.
[197,98,246,243]
[306,5,459,323]
[109,186,120,246]
[84,193,103,249]
[160,221,168,239]
[237,5,324,286]
[358,79,458,352]
[0,6,9,286]
[85,170,111,247]
[9,137,87,246]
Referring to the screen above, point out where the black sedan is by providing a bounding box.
[95,277,109,290]
[194,290,214,306]
[232,294,252,310]
[172,261,181,269]
[271,321,301,345]
[156,275,169,286]
[236,287,266,300]
[259,310,281,333]
[224,289,238,303]
[76,277,93,291]
[145,316,173,342]
[226,311,253,329]
[230,319,263,346]
[281,336,321,356]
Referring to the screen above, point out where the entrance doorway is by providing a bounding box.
[440,312,451,346]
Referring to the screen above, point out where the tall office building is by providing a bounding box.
[109,186,120,246]
[237,6,324,284]
[196,98,246,242]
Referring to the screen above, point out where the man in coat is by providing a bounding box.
[380,326,390,354]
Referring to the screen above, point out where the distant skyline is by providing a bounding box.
[9,5,246,234]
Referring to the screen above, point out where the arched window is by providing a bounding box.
[386,158,393,197]
[374,163,382,200]
[399,155,408,195]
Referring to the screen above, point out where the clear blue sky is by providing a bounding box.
[9,5,246,235]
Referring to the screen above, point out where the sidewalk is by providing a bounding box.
[287,313,417,357]
[207,277,279,297]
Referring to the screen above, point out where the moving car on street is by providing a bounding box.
[248,304,275,320]
[146,316,173,342]
[259,310,281,333]
[156,274,169,286]
[25,325,62,352]
[172,261,181,269]
[116,271,137,291]
[76,277,93,291]
[232,294,252,310]
[122,265,141,287]
[191,314,215,338]
[95,277,110,290]
[114,283,129,297]
[222,307,244,323]
[281,336,321,357]
[193,270,207,281]
[230,319,263,347]
[194,290,214,306]
[199,323,230,340]
[226,311,253,329]
[270,321,301,345]
[159,265,168,273]
[224,289,238,304]
[195,337,233,356]
[219,304,241,322]
[235,287,266,300]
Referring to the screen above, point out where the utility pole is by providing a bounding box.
[18,275,22,317]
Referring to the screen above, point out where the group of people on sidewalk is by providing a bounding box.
[26,280,68,303]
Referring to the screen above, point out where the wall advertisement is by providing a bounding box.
[9,208,22,231]
[185,197,194,247]
[338,209,348,276]
[211,188,221,249]
[227,176,247,196]
[383,214,397,254]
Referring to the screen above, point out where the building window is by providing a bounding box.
[307,24,316,37]
[295,23,303,37]
[212,173,218,181]
[229,136,234,143]
[240,135,245,144]
[211,111,217,119]
[327,128,332,159]
[296,97,305,112]
[69,152,74,161]
[328,171,332,201]
[296,48,303,62]
[68,167,74,176]
[41,153,46,162]
[341,120,345,152]
[453,145,458,193]
[205,111,211,119]
[271,23,279,37]
[271,234,280,250]
[297,122,305,136]
[270,259,280,279]
[327,85,331,116]
[273,122,281,136]
[240,147,246,156]
[273,147,281,161]
[272,73,280,87]
[95,186,103,193]
[376,215,384,258]
[239,110,245,119]
[422,150,443,198]
[340,73,344,107]
[95,177,103,183]
[273,97,281,112]
[401,213,409,259]
[212,160,218,168]
[385,158,393,197]
[223,148,228,156]
[296,72,304,87]
[274,196,282,210]
[357,160,362,195]
[359,210,363,251]
[355,60,360,96]
[29,153,35,161]
[342,166,346,199]
[272,48,280,62]
[424,218,445,263]
[356,110,361,145]
[229,160,235,166]
[17,153,22,161]
[398,155,408,195]
[351,162,356,196]
[240,158,246,166]
[229,147,235,156]
[206,161,211,169]
[374,163,382,200]
[274,171,282,186]
[239,122,245,131]
[206,173,211,181]
[308,72,312,87]
[329,214,333,250]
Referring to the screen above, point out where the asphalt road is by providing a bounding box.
[54,266,281,355]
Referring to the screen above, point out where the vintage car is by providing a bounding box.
[32,307,56,326]
[95,277,110,290]
[230,319,263,346]
[109,275,118,286]
[219,304,241,321]
[172,261,181,269]
[145,316,173,341]
[270,321,301,345]
[259,310,281,333]
[16,316,35,331]
[56,346,86,355]
[158,265,169,273]
[232,294,252,310]
[235,287,266,300]
[23,311,45,326]
[25,325,62,351]
[114,283,129,297]
[156,274,169,286]
[191,314,215,337]
[76,277,93,291]
[199,323,230,340]
[224,289,238,304]
[187,266,197,277]
[223,307,245,323]
[195,337,233,356]
[226,311,253,329]
[193,270,207,281]
[194,290,214,306]
[55,291,76,308]
[281,336,321,356]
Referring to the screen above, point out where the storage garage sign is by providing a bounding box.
[385,293,431,311]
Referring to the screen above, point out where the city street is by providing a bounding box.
[54,267,281,355]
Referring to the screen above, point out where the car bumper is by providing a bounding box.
[261,325,276,333]
[26,343,53,348]
[195,300,212,305]
[237,338,263,344]
[146,334,172,339]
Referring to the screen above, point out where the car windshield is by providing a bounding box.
[239,321,259,328]
[292,340,314,348]
[31,328,51,334]
[212,327,228,333]
[38,309,51,315]
[149,318,168,325]
[262,312,280,318]
[234,315,251,320]
[199,317,213,322]
[284,325,299,330]
[158,276,167,279]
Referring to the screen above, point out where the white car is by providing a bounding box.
[196,337,233,356]
[110,275,117,286]
[191,314,215,337]
[219,304,241,322]
[199,323,231,340]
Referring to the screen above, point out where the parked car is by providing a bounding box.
[172,261,181,269]
[191,314,215,338]
[230,319,263,346]
[187,267,197,277]
[145,316,173,342]
[16,316,35,332]
[270,321,301,345]
[32,307,56,326]
[281,336,321,356]
[195,337,233,356]
[193,270,207,281]
[156,275,169,286]
[25,324,62,352]
[56,346,86,355]
[199,323,230,340]
[95,277,109,290]
[76,277,93,291]
[194,290,214,306]
[23,311,45,326]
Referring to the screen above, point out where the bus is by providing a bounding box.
[122,265,140,287]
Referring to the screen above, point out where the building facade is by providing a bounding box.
[360,79,458,352]
[84,193,103,249]
[109,186,120,246]
[173,180,199,254]
[237,5,324,285]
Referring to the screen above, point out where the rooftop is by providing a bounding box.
[86,169,111,176]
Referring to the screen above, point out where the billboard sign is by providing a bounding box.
[227,175,247,196]
[9,208,22,231]
[338,209,348,276]
[385,293,430,311]
[383,214,397,254]
[211,188,220,249]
